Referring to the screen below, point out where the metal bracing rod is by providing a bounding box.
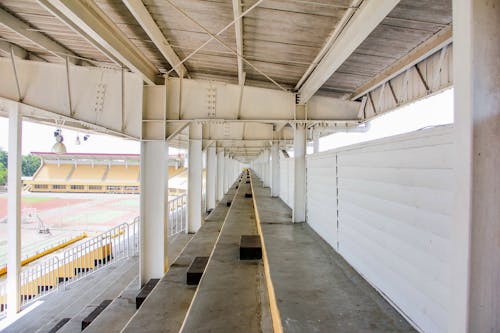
[166,0,263,76]
[232,0,244,86]
[368,92,377,115]
[166,122,190,142]
[122,0,188,78]
[9,46,22,102]
[164,1,288,92]
[65,56,73,117]
[387,80,399,105]
[121,66,126,131]
[415,64,430,92]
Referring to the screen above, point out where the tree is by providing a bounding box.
[0,163,6,185]
[0,149,6,169]
[22,154,41,177]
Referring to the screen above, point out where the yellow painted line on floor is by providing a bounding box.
[249,171,283,333]
[0,232,88,277]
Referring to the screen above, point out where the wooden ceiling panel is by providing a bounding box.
[0,0,110,63]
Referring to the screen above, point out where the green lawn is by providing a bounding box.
[22,197,55,204]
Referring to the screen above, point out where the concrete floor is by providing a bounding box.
[251,173,416,333]
[180,178,272,333]
[122,185,238,333]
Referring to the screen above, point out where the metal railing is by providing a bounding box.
[168,193,187,236]
[0,193,188,315]
[0,219,139,315]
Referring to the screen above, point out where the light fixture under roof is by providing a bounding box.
[51,129,66,154]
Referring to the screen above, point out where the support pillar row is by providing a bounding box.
[271,141,280,197]
[206,145,217,211]
[7,103,21,317]
[188,122,202,233]
[293,123,306,223]
[139,141,168,285]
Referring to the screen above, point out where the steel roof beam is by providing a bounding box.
[0,6,79,64]
[122,0,188,79]
[39,0,160,85]
[0,40,28,59]
[297,0,400,104]
[232,0,245,86]
[350,25,452,101]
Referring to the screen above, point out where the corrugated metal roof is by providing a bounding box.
[0,0,452,98]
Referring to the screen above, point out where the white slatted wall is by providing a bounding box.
[306,126,454,333]
[279,158,294,208]
[306,152,338,249]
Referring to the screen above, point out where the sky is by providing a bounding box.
[319,88,454,152]
[0,88,453,156]
[0,120,140,155]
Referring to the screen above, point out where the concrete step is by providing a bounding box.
[81,234,192,333]
[57,259,139,333]
[122,183,239,333]
[2,258,138,333]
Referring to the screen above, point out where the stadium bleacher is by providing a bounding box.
[28,153,186,194]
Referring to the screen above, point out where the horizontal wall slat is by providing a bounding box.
[306,125,453,333]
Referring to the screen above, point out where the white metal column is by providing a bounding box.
[223,155,229,194]
[206,145,216,211]
[217,148,224,201]
[7,103,21,317]
[271,141,280,197]
[188,122,202,233]
[452,1,500,332]
[313,128,320,154]
[139,141,168,286]
[293,123,306,222]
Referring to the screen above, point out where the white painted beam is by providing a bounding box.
[39,0,159,84]
[232,0,244,86]
[0,40,27,59]
[0,7,79,64]
[122,0,188,78]
[0,41,47,62]
[297,0,400,103]
[7,102,21,317]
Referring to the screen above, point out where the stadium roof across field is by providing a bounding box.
[32,152,184,161]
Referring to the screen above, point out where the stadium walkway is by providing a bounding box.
[251,172,415,332]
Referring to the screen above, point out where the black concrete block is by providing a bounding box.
[240,235,262,260]
[136,279,160,309]
[187,256,209,285]
[82,299,112,330]
[48,318,70,333]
